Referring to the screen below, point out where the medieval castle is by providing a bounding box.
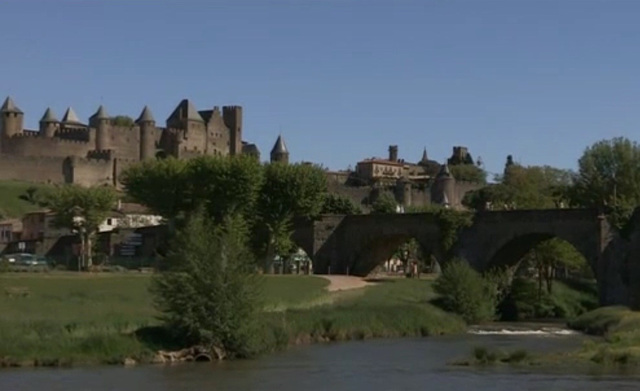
[0,96,261,187]
[0,95,481,211]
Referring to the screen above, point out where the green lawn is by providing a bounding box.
[0,273,331,326]
[0,180,52,218]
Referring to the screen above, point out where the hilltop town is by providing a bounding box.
[0,96,485,214]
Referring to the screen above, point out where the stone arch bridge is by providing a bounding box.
[292,209,631,305]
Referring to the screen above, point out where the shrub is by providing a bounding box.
[150,211,263,358]
[433,259,497,323]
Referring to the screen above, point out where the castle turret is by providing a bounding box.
[0,96,24,138]
[223,106,243,156]
[136,106,156,160]
[39,107,59,137]
[270,134,289,164]
[89,105,111,150]
[431,164,456,208]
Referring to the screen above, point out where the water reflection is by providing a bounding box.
[1,334,640,391]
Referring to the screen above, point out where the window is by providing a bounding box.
[107,218,113,226]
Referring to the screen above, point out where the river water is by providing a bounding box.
[2,328,640,391]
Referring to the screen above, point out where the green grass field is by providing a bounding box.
[0,180,52,218]
[0,273,462,366]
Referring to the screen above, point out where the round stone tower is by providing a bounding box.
[90,105,111,150]
[136,106,156,160]
[0,96,24,139]
[39,107,59,137]
[431,164,456,208]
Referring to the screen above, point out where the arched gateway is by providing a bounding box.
[292,209,616,303]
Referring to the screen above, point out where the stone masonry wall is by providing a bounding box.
[2,135,92,158]
[0,155,66,183]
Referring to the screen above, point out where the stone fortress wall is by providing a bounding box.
[0,97,259,187]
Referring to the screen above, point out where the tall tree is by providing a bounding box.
[255,162,327,271]
[151,210,262,357]
[45,185,117,270]
[567,137,640,230]
[120,157,190,225]
[188,155,263,223]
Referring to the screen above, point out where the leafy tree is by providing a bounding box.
[120,157,190,225]
[151,210,262,358]
[371,193,398,214]
[188,155,264,224]
[45,185,117,270]
[449,164,487,184]
[255,162,327,271]
[321,193,362,215]
[566,137,640,230]
[521,238,587,298]
[112,115,135,127]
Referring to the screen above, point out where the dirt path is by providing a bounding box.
[318,275,375,292]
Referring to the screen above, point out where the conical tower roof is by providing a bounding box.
[1,96,22,113]
[61,107,82,124]
[40,107,58,123]
[270,134,288,154]
[136,106,155,123]
[90,105,110,120]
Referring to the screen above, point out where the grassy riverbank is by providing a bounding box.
[0,273,463,367]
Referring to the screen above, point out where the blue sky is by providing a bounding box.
[1,0,639,177]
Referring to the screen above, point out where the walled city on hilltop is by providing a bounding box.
[0,96,483,211]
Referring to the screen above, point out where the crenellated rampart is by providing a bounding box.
[55,127,91,142]
[2,135,92,158]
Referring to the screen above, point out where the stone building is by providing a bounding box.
[332,145,484,211]
[0,96,260,187]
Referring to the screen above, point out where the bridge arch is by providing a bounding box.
[483,232,595,276]
[349,233,441,276]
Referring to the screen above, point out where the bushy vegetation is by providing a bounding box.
[150,212,263,358]
[370,193,398,214]
[321,193,363,215]
[433,259,497,323]
[497,278,598,321]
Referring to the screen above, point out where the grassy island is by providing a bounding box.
[0,273,464,367]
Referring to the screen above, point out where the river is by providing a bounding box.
[1,327,640,390]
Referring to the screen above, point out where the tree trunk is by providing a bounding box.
[79,234,85,272]
[86,232,93,269]
[545,265,554,294]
